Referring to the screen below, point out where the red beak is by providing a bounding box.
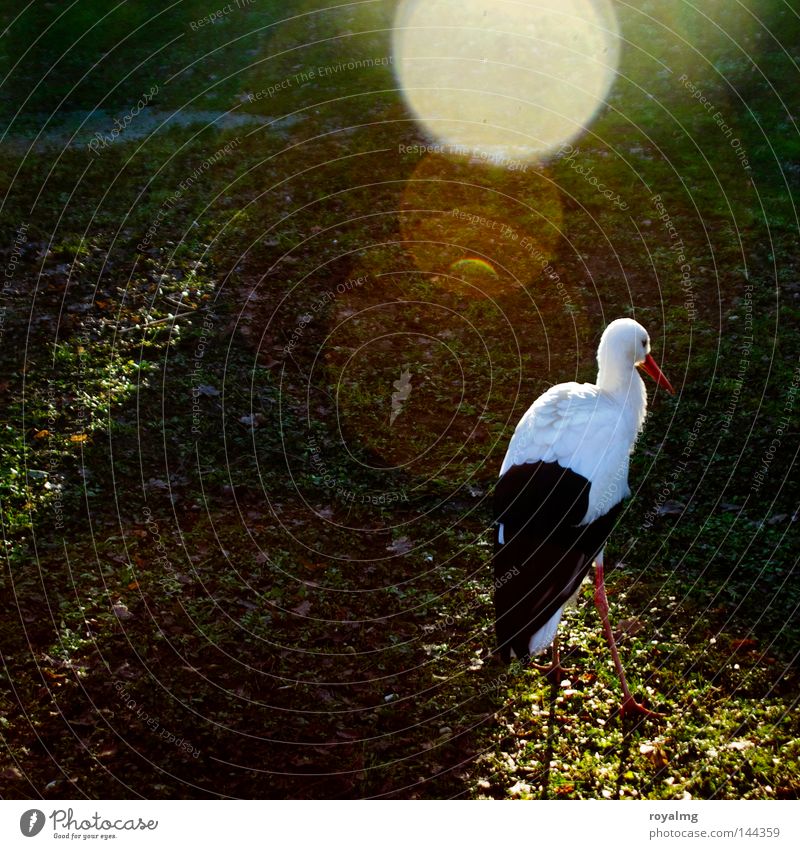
[639,353,675,394]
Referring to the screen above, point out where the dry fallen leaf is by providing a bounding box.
[112,602,133,621]
[617,617,645,637]
[239,413,265,427]
[657,500,685,517]
[387,537,413,555]
[0,767,23,780]
[639,742,669,768]
[293,600,312,617]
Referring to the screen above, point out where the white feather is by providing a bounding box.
[498,377,645,525]
[526,606,564,657]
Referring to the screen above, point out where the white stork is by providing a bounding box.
[493,318,674,717]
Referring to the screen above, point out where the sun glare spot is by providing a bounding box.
[393,0,621,161]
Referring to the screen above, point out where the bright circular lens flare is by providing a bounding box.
[393,0,620,161]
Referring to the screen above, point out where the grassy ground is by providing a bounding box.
[0,0,798,798]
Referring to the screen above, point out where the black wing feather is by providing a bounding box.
[493,461,623,663]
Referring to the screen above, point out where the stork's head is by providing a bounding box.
[597,318,675,395]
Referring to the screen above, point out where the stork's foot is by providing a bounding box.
[530,661,574,687]
[619,694,662,720]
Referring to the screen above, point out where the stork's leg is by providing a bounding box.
[593,552,660,719]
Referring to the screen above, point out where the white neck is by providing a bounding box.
[597,362,648,430]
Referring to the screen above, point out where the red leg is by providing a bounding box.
[593,553,661,719]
